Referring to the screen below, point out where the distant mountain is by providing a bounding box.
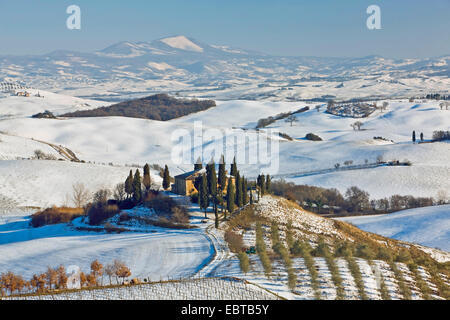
[0,35,448,101]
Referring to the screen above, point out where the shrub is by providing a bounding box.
[285,220,294,250]
[305,133,322,141]
[291,239,313,256]
[238,252,250,274]
[355,243,375,260]
[31,207,84,227]
[33,149,57,160]
[190,192,199,204]
[170,206,189,224]
[104,222,127,233]
[87,203,120,225]
[346,254,368,300]
[334,241,354,257]
[225,230,244,253]
[32,110,56,119]
[279,132,293,141]
[395,249,413,264]
[389,260,412,299]
[287,268,297,291]
[311,238,328,257]
[376,247,393,261]
[255,222,272,277]
[144,194,178,214]
[118,212,130,223]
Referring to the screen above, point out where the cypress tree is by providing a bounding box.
[260,175,265,196]
[206,161,217,197]
[194,157,203,171]
[163,165,170,190]
[230,156,238,177]
[420,132,424,142]
[143,164,151,191]
[199,174,208,218]
[218,155,226,191]
[236,172,243,207]
[266,174,271,194]
[412,131,416,143]
[132,169,142,203]
[125,170,133,199]
[242,177,248,205]
[207,161,218,215]
[226,177,235,216]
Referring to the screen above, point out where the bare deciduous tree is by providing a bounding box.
[113,183,126,201]
[436,190,448,205]
[376,155,384,163]
[351,121,363,131]
[105,263,115,285]
[285,114,298,127]
[93,188,111,204]
[72,183,91,208]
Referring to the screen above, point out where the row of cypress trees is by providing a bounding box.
[124,164,171,204]
[197,156,251,228]
[256,174,271,197]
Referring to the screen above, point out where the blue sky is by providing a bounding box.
[0,0,448,58]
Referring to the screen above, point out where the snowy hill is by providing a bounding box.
[0,160,152,209]
[0,88,108,119]
[337,205,450,252]
[0,95,448,199]
[0,36,448,101]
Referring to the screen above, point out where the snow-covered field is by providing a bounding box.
[0,89,107,120]
[0,87,449,300]
[337,205,450,251]
[0,212,212,281]
[0,94,448,199]
[8,278,279,300]
[0,160,149,208]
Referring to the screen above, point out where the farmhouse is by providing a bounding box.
[16,91,30,97]
[172,168,235,196]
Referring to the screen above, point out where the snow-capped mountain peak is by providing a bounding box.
[159,35,204,53]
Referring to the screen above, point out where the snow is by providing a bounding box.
[8,278,278,300]
[0,89,108,119]
[337,205,450,252]
[0,160,152,208]
[0,214,213,282]
[0,85,449,299]
[160,36,204,53]
[1,98,448,199]
[0,133,60,160]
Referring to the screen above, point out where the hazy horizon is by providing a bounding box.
[0,0,449,59]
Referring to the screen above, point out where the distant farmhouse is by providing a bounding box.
[327,102,377,118]
[172,168,235,196]
[16,91,30,97]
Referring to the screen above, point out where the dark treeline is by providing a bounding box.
[432,130,450,142]
[270,179,439,216]
[256,106,309,128]
[424,93,450,100]
[62,94,216,121]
